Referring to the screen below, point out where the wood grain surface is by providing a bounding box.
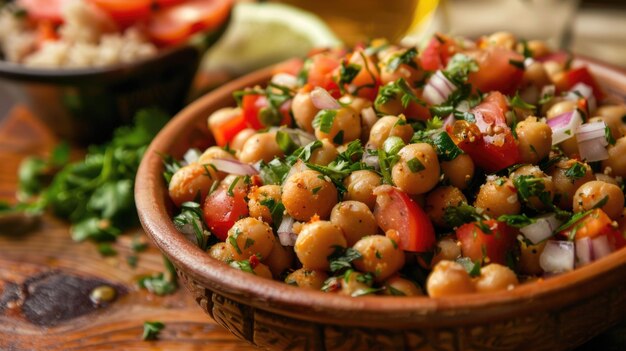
[0,106,257,351]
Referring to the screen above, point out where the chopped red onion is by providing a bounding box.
[520,213,561,244]
[592,235,612,259]
[575,237,593,266]
[277,215,297,246]
[210,158,259,176]
[576,121,609,162]
[566,82,597,113]
[362,149,380,170]
[540,240,575,273]
[271,73,298,89]
[548,110,583,145]
[183,148,202,165]
[423,71,456,105]
[310,87,341,110]
[283,128,316,147]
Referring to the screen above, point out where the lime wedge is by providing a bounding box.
[202,2,341,74]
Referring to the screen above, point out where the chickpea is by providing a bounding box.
[392,143,440,195]
[383,276,423,296]
[474,177,521,218]
[339,95,372,115]
[360,107,378,142]
[573,180,624,220]
[197,146,236,165]
[519,241,546,276]
[367,116,413,149]
[425,186,467,228]
[231,128,256,152]
[168,163,219,207]
[426,260,476,297]
[485,31,516,50]
[294,221,347,270]
[558,135,579,158]
[353,235,405,282]
[285,268,328,290]
[595,173,619,186]
[247,185,281,224]
[227,218,275,261]
[252,263,274,280]
[474,264,519,293]
[309,139,338,166]
[546,100,577,120]
[522,62,550,89]
[239,132,284,163]
[343,170,382,210]
[340,270,374,296]
[431,236,462,267]
[510,165,555,210]
[525,40,551,58]
[330,201,378,246]
[596,105,626,137]
[282,170,338,221]
[292,90,318,133]
[208,242,234,263]
[543,61,564,82]
[314,107,361,145]
[441,154,475,190]
[550,159,594,210]
[602,136,626,178]
[263,241,295,278]
[515,117,552,164]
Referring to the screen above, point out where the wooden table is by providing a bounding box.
[0,106,624,351]
[0,106,257,351]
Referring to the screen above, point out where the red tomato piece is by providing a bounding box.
[35,21,60,48]
[154,0,186,8]
[559,209,613,240]
[210,111,247,147]
[564,66,605,101]
[419,35,457,71]
[88,0,152,27]
[242,94,291,130]
[202,186,249,241]
[17,0,71,23]
[272,58,304,76]
[148,0,233,47]
[306,53,341,98]
[374,186,436,252]
[456,220,518,266]
[467,47,524,95]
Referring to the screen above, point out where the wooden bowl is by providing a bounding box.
[135,58,626,351]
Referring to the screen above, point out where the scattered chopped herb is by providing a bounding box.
[333,130,345,144]
[406,157,425,173]
[275,130,299,154]
[259,198,285,228]
[312,109,337,134]
[228,227,242,254]
[456,257,481,277]
[497,213,534,228]
[338,60,361,88]
[375,78,425,109]
[230,259,255,274]
[244,238,255,249]
[605,125,616,145]
[311,186,322,195]
[431,132,463,161]
[508,59,525,69]
[592,195,609,209]
[127,255,138,268]
[173,201,211,250]
[521,40,533,59]
[387,47,418,71]
[352,287,384,297]
[564,162,587,181]
[327,246,362,273]
[138,272,177,295]
[443,203,486,228]
[290,140,323,163]
[227,176,241,197]
[259,158,291,185]
[443,54,479,84]
[142,321,165,341]
[97,243,117,257]
[510,92,536,110]
[513,175,551,206]
[386,285,406,296]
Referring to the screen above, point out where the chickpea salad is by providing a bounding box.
[164,32,626,298]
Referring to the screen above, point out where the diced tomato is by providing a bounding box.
[562,66,605,101]
[272,58,304,76]
[202,186,249,241]
[559,209,626,251]
[306,53,341,98]
[374,186,436,252]
[154,0,186,8]
[17,0,70,23]
[420,34,458,71]
[456,220,518,266]
[404,96,431,121]
[209,111,247,147]
[467,47,524,95]
[35,21,59,48]
[147,0,233,47]
[448,92,521,172]
[241,94,291,130]
[535,51,570,65]
[88,0,152,27]
[343,50,381,101]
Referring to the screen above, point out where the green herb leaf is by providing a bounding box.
[142,321,165,341]
[605,125,616,145]
[230,259,255,274]
[406,157,425,173]
[443,203,486,228]
[456,257,482,277]
[444,54,479,84]
[338,61,361,87]
[388,47,418,71]
[510,92,536,111]
[97,243,117,257]
[508,59,525,69]
[312,109,337,134]
[275,130,299,154]
[497,213,534,228]
[564,162,587,181]
[138,273,177,296]
[259,158,291,185]
[327,246,362,273]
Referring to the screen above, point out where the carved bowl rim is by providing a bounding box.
[136,56,626,327]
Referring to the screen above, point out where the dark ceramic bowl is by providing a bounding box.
[0,17,230,145]
[136,58,626,351]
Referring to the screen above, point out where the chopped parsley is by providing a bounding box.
[312,109,337,133]
[443,54,479,84]
[564,162,587,181]
[275,130,299,154]
[443,203,486,228]
[259,158,291,185]
[387,47,418,71]
[259,198,285,228]
[497,213,534,228]
[327,246,362,273]
[510,92,536,111]
[338,60,361,88]
[605,125,616,145]
[230,259,255,274]
[142,321,165,341]
[97,243,117,257]
[375,78,425,109]
[228,228,243,254]
[513,175,551,206]
[173,201,211,250]
[456,257,481,277]
[508,59,525,69]
[406,157,425,173]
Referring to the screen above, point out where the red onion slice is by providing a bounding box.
[520,213,561,244]
[183,148,202,165]
[423,71,457,105]
[362,150,380,170]
[540,240,575,273]
[576,121,609,162]
[271,73,298,89]
[277,215,297,246]
[566,82,597,113]
[310,87,341,110]
[209,158,259,176]
[548,110,583,145]
[591,235,613,259]
[575,237,593,266]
